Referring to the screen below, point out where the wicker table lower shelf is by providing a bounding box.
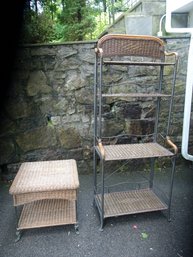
[95,189,167,218]
[18,199,76,230]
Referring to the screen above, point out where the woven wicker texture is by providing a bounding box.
[96,142,173,161]
[13,189,77,206]
[97,34,165,60]
[102,93,170,98]
[9,159,79,195]
[96,189,167,218]
[103,61,174,65]
[18,199,76,230]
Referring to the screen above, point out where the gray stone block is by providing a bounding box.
[125,15,152,35]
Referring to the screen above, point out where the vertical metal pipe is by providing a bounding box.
[94,49,98,143]
[93,50,98,195]
[181,34,193,161]
[99,57,103,139]
[166,60,178,136]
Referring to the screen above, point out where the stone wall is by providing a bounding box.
[0,37,191,179]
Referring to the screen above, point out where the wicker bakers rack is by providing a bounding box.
[9,159,79,241]
[93,34,179,230]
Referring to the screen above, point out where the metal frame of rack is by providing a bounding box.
[93,34,179,230]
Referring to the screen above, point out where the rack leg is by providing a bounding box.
[99,158,104,231]
[93,150,97,197]
[167,156,176,222]
[149,158,155,188]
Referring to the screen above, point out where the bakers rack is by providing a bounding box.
[93,34,178,230]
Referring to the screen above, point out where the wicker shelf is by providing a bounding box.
[95,189,167,218]
[18,199,76,230]
[102,93,171,98]
[95,142,174,161]
[103,61,175,66]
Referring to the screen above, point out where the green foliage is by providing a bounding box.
[20,10,56,43]
[19,0,125,43]
[58,1,96,41]
[52,23,65,42]
[88,12,108,39]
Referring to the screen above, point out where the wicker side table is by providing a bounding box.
[9,159,79,241]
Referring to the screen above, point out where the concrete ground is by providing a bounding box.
[0,161,193,257]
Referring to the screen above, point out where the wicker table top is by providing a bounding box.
[9,159,79,195]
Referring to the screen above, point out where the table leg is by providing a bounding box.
[74,223,79,234]
[74,200,79,234]
[15,230,22,242]
[14,206,22,242]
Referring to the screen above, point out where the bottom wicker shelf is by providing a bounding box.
[95,189,167,218]
[18,199,77,230]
